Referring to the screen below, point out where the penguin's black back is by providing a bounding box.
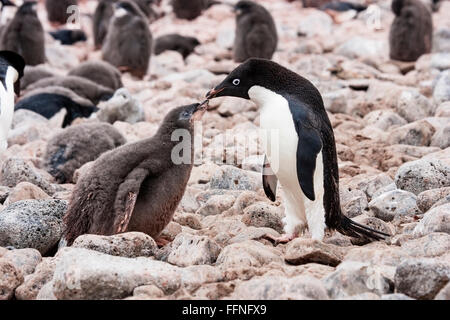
[154,34,200,59]
[14,93,98,127]
[49,30,87,45]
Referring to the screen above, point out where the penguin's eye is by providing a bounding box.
[232,79,240,86]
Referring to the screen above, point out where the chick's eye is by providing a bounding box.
[232,79,240,86]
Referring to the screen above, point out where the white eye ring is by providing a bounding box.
[232,79,240,86]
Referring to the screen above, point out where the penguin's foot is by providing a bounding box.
[263,232,298,245]
[154,237,171,248]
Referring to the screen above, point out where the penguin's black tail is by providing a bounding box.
[336,216,390,241]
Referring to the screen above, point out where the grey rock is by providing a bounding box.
[340,188,369,218]
[363,110,407,131]
[431,125,450,149]
[173,213,202,230]
[433,70,450,104]
[417,187,450,212]
[388,120,435,146]
[401,233,450,258]
[435,282,450,300]
[343,173,394,202]
[297,11,332,37]
[72,232,158,258]
[0,200,67,255]
[395,259,450,299]
[216,240,283,269]
[413,203,450,236]
[338,292,380,300]
[0,158,54,195]
[372,183,397,200]
[0,257,23,300]
[232,275,329,300]
[2,248,41,277]
[196,194,236,216]
[351,215,393,245]
[396,90,434,122]
[381,293,414,300]
[285,239,344,267]
[15,257,57,300]
[167,234,221,267]
[241,202,284,233]
[210,165,260,191]
[51,248,182,299]
[395,159,450,195]
[228,227,280,244]
[323,261,394,299]
[323,89,349,114]
[433,27,450,53]
[435,101,450,117]
[369,190,420,222]
[430,53,450,70]
[334,37,385,61]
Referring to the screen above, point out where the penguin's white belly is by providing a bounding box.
[249,85,325,240]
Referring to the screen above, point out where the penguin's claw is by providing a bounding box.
[263,233,298,245]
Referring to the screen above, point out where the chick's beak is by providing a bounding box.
[190,100,209,122]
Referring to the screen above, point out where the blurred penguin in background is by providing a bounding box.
[0,1,46,66]
[233,1,277,63]
[171,0,220,20]
[93,0,116,49]
[102,0,152,79]
[45,0,78,25]
[389,0,432,62]
[154,34,200,60]
[49,29,87,45]
[93,0,160,49]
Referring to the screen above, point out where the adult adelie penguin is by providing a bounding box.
[206,59,389,243]
[62,102,208,246]
[0,50,24,152]
[102,0,152,79]
[45,0,78,25]
[0,1,46,66]
[233,1,277,63]
[389,0,433,62]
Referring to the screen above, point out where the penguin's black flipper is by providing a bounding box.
[262,154,277,202]
[287,98,323,202]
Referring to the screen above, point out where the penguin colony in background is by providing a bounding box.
[389,0,433,62]
[4,0,440,247]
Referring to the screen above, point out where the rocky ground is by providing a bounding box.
[0,0,450,300]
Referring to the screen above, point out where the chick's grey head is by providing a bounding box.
[158,102,208,133]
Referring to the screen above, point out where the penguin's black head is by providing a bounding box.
[1,0,16,8]
[0,50,25,96]
[234,0,257,15]
[17,1,37,14]
[206,58,280,100]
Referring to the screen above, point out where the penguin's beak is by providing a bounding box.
[206,87,224,99]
